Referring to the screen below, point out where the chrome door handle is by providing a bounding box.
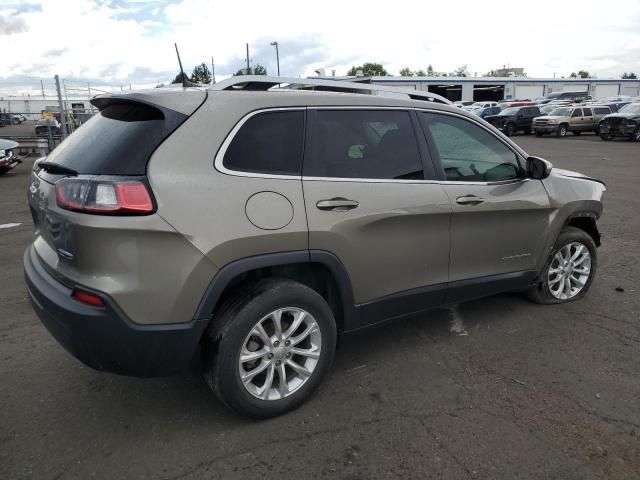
[456,195,485,206]
[316,198,359,211]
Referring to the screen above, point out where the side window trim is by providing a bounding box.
[302,107,433,183]
[214,107,306,179]
[416,108,527,184]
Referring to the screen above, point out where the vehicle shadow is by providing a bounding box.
[72,291,529,428]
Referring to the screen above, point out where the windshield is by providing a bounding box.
[540,105,556,113]
[499,107,519,116]
[549,108,572,116]
[619,103,640,114]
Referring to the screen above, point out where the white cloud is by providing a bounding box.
[1,0,639,96]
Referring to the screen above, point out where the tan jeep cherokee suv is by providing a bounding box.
[25,77,605,418]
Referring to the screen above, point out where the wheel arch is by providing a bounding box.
[193,250,358,336]
[566,213,601,247]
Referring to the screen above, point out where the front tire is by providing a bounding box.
[556,124,568,137]
[527,226,597,304]
[203,279,337,419]
[504,123,515,136]
[632,128,640,142]
[600,133,613,141]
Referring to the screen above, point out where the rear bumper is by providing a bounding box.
[24,245,208,377]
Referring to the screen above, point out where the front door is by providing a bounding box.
[302,108,452,326]
[418,111,551,300]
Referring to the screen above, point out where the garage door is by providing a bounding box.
[514,85,544,100]
[622,86,639,96]
[593,84,619,98]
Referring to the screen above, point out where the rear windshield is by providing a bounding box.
[43,102,179,175]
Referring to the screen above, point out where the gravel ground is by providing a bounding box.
[1,134,639,480]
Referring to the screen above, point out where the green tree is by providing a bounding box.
[622,72,638,79]
[570,70,591,79]
[171,72,188,84]
[347,62,388,76]
[414,69,427,76]
[452,65,469,77]
[427,64,434,76]
[399,67,413,76]
[234,64,267,76]
[190,63,212,83]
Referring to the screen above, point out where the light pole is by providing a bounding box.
[270,41,280,76]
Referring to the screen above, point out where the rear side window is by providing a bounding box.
[304,110,424,180]
[43,102,179,175]
[594,107,610,114]
[223,110,304,175]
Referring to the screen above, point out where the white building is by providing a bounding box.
[322,76,640,102]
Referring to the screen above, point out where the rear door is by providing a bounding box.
[302,108,452,326]
[418,111,551,300]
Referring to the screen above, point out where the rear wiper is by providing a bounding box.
[37,161,78,176]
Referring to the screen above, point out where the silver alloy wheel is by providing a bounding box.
[239,307,321,401]
[547,242,592,300]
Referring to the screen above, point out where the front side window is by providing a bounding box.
[304,110,424,180]
[223,110,304,175]
[583,107,592,116]
[571,109,583,118]
[420,112,521,182]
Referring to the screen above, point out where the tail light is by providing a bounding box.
[55,177,154,215]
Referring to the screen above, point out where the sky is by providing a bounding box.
[1,0,639,96]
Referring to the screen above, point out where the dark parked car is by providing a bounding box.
[35,119,61,136]
[485,106,541,136]
[472,105,501,119]
[598,103,640,141]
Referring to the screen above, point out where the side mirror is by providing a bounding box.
[526,156,553,179]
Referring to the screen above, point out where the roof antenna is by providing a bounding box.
[174,42,200,87]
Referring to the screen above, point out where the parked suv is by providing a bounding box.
[598,103,640,141]
[485,106,541,136]
[24,77,605,418]
[533,105,610,137]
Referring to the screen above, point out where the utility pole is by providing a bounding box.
[211,57,215,84]
[54,75,68,139]
[246,43,250,74]
[40,80,45,98]
[270,41,280,76]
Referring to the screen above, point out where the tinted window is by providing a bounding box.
[571,109,582,117]
[583,107,592,116]
[528,107,541,115]
[420,112,520,182]
[224,111,304,175]
[42,103,177,175]
[594,107,610,114]
[305,110,423,180]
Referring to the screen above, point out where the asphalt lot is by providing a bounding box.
[1,134,639,479]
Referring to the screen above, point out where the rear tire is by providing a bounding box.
[526,226,597,305]
[600,133,613,141]
[203,278,337,419]
[633,128,640,142]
